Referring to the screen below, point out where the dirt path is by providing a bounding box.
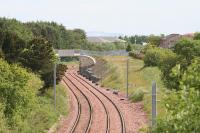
[56,69,148,133]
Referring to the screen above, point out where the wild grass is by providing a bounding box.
[14,83,69,133]
[101,56,167,118]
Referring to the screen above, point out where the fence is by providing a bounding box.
[55,49,129,57]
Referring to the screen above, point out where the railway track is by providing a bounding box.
[68,73,110,133]
[63,76,93,133]
[71,72,126,133]
[62,79,81,132]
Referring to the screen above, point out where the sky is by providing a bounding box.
[0,0,200,36]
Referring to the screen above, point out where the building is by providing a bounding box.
[159,33,194,48]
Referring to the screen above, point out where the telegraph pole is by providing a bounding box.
[126,58,129,98]
[53,53,59,111]
[53,63,56,111]
[152,81,157,126]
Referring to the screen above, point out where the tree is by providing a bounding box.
[153,89,200,133]
[180,57,200,90]
[148,35,162,46]
[174,39,200,64]
[20,38,56,86]
[0,59,43,126]
[0,30,26,63]
[194,32,200,40]
[126,44,132,52]
[0,17,33,41]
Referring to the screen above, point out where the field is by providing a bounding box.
[101,56,167,118]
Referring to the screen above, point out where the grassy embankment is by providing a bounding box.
[24,84,69,133]
[101,56,167,119]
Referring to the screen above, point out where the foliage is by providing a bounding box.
[152,89,200,133]
[179,58,200,90]
[128,44,144,59]
[194,32,200,40]
[129,89,144,102]
[0,59,43,127]
[126,44,132,52]
[43,64,68,87]
[0,103,9,132]
[26,21,87,49]
[174,39,200,63]
[18,84,69,133]
[120,35,148,44]
[0,17,33,41]
[129,50,144,59]
[147,35,162,46]
[143,48,160,66]
[20,38,56,86]
[0,30,26,63]
[143,46,186,89]
[165,39,200,90]
[83,42,126,51]
[101,56,167,117]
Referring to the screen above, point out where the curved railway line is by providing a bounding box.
[63,79,81,132]
[63,76,93,133]
[62,70,126,133]
[68,73,110,133]
[63,70,126,133]
[73,72,126,133]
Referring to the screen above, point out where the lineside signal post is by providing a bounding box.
[152,81,157,127]
[126,58,129,98]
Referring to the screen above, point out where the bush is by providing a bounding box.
[152,89,200,133]
[143,47,180,89]
[127,44,144,59]
[174,39,200,63]
[143,48,160,66]
[129,89,144,102]
[42,63,68,87]
[126,44,132,52]
[129,51,144,59]
[144,47,178,67]
[180,57,200,91]
[0,59,43,127]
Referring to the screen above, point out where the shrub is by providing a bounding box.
[143,48,160,66]
[129,50,144,59]
[143,47,180,89]
[42,63,68,87]
[174,39,200,63]
[129,89,144,102]
[180,57,200,91]
[152,89,200,133]
[0,59,43,127]
[144,47,178,67]
[126,44,132,52]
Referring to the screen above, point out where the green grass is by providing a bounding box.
[101,56,167,119]
[18,83,69,133]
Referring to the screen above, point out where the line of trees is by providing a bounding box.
[121,34,162,46]
[0,18,70,132]
[141,33,200,132]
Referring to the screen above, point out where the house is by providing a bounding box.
[159,34,181,48]
[159,33,194,48]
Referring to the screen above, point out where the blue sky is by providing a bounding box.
[0,0,200,35]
